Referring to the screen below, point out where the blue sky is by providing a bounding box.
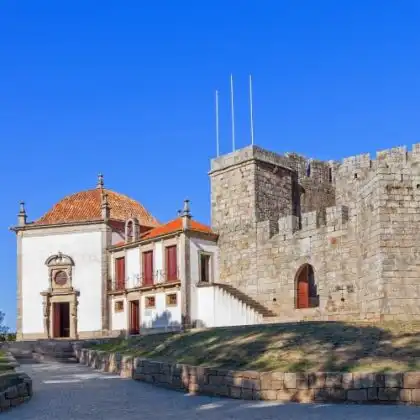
[1,1,419,328]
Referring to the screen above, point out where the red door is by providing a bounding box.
[166,246,177,282]
[129,301,140,334]
[53,303,61,338]
[296,266,309,309]
[143,251,153,285]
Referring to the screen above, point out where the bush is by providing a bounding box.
[0,333,16,342]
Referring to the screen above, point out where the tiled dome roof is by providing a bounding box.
[33,188,159,227]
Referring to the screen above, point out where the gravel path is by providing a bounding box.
[2,361,419,419]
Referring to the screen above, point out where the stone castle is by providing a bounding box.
[210,143,420,322]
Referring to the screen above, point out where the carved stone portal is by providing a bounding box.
[41,252,80,339]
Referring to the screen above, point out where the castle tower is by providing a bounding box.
[209,145,298,295]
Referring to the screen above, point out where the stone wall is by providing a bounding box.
[0,351,33,413]
[209,143,420,321]
[75,348,420,405]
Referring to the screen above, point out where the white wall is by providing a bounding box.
[141,290,181,328]
[155,241,163,277]
[110,296,127,331]
[21,230,103,335]
[126,248,140,288]
[189,237,219,323]
[196,285,263,328]
[111,230,124,245]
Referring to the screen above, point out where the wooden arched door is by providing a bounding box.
[295,264,315,309]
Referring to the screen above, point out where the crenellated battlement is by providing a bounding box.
[258,204,350,240]
[338,143,420,176]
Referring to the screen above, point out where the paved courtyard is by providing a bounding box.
[2,361,420,419]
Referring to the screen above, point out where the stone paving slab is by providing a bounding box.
[2,362,420,419]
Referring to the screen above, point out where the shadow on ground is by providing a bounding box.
[91,321,420,373]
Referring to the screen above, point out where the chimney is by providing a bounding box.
[101,193,110,221]
[18,201,27,226]
[181,199,191,230]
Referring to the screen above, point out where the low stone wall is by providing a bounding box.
[75,348,420,405]
[0,351,33,412]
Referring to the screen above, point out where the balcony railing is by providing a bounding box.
[109,269,180,292]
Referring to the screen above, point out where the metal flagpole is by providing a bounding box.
[249,74,254,146]
[215,90,220,157]
[230,74,235,151]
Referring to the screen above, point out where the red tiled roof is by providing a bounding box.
[33,188,159,227]
[140,217,215,240]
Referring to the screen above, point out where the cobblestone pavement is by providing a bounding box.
[2,361,420,419]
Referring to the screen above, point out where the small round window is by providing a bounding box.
[54,270,68,286]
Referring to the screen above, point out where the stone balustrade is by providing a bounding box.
[75,348,420,405]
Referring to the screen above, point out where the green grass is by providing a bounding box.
[88,321,420,373]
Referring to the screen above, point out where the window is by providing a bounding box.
[200,253,211,283]
[114,300,124,312]
[115,257,125,291]
[145,296,155,308]
[166,293,177,307]
[54,270,68,286]
[142,251,154,285]
[165,245,178,282]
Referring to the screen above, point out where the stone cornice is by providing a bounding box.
[108,229,218,252]
[9,219,108,233]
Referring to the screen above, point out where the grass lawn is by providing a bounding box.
[87,321,420,373]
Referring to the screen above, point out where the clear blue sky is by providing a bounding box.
[1,1,419,328]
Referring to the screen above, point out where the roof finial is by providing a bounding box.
[97,173,104,189]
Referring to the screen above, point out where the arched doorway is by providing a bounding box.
[295,264,318,309]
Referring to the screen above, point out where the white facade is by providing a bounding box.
[110,295,127,332]
[21,228,103,336]
[189,237,219,324]
[125,247,140,288]
[141,290,181,328]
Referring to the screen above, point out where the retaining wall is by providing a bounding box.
[0,351,33,412]
[75,348,420,405]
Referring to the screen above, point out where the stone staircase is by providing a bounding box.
[32,340,78,363]
[212,283,277,318]
[5,340,78,364]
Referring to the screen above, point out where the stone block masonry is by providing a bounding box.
[75,348,420,406]
[0,351,33,413]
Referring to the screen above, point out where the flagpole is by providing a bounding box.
[230,74,235,151]
[215,90,220,157]
[249,74,254,146]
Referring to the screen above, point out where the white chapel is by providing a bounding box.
[11,175,260,340]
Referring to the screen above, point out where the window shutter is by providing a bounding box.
[143,251,153,285]
[166,246,177,281]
